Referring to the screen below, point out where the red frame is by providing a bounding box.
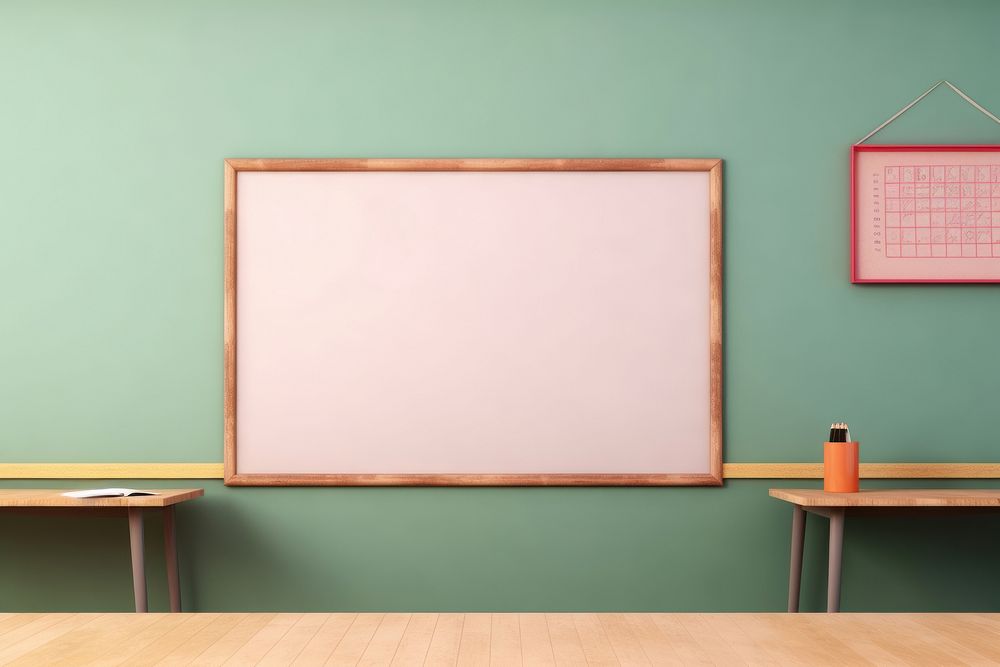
[851,144,1000,283]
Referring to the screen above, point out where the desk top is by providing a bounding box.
[0,489,203,508]
[770,488,1000,507]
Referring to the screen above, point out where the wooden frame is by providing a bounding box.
[851,144,1000,283]
[223,158,723,486]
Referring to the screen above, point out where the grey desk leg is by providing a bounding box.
[827,509,845,613]
[128,508,148,613]
[788,504,806,612]
[164,506,181,613]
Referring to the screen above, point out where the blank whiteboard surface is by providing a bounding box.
[234,168,715,479]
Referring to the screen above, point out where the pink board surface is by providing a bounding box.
[853,145,1000,282]
[235,169,715,477]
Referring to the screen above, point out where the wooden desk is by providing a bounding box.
[0,612,997,664]
[770,488,1000,613]
[0,489,203,613]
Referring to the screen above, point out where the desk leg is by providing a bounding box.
[164,507,181,613]
[787,504,806,612]
[827,509,845,613]
[128,508,148,613]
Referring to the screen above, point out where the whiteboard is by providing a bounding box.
[224,159,722,485]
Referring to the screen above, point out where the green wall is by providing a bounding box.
[2,0,999,612]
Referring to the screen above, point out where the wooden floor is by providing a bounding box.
[1,612,999,665]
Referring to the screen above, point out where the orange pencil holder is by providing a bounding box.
[824,441,859,493]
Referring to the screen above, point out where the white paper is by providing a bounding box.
[61,488,157,498]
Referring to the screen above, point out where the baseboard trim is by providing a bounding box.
[0,463,225,479]
[723,463,1000,479]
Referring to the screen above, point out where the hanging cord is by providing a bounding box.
[856,80,1000,145]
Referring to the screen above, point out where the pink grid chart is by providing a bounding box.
[884,164,1000,258]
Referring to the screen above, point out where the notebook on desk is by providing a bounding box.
[61,488,158,499]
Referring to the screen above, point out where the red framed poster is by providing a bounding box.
[851,145,1000,283]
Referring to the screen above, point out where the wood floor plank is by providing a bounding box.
[912,614,1000,662]
[964,613,1000,643]
[793,615,880,666]
[489,613,520,666]
[0,614,47,639]
[958,613,1000,640]
[755,614,875,666]
[544,614,587,666]
[7,613,155,667]
[291,614,356,666]
[695,614,782,665]
[676,613,761,665]
[424,613,464,666]
[794,615,896,666]
[0,612,996,665]
[571,613,619,666]
[221,613,301,666]
[886,614,979,664]
[0,613,101,665]
[154,614,249,666]
[93,612,203,665]
[357,613,410,666]
[890,615,989,665]
[625,613,693,667]
[973,613,1000,631]
[188,613,276,666]
[390,613,437,665]
[830,614,961,665]
[518,614,554,666]
[122,614,225,666]
[257,614,329,666]
[325,613,383,666]
[0,613,73,651]
[457,613,491,667]
[599,613,650,666]
[732,613,823,666]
